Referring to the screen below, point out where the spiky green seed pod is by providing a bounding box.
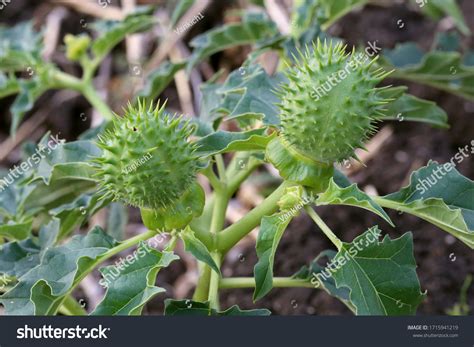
[94,101,204,230]
[95,101,197,209]
[277,40,391,164]
[267,40,392,189]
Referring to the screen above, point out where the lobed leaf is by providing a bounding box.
[293,249,353,311]
[49,193,109,240]
[375,161,474,249]
[170,0,196,27]
[10,79,47,135]
[164,299,271,316]
[136,61,186,103]
[253,213,292,301]
[318,0,370,29]
[0,227,117,315]
[187,12,278,70]
[316,178,394,226]
[91,11,155,61]
[382,42,474,100]
[92,243,178,315]
[0,72,20,98]
[214,64,284,127]
[32,139,100,185]
[0,219,32,241]
[0,22,43,72]
[413,0,470,36]
[332,227,425,315]
[379,88,449,128]
[195,128,274,157]
[107,202,129,241]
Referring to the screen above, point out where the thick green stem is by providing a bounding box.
[215,154,227,182]
[207,253,221,310]
[219,277,315,289]
[193,155,230,305]
[209,191,229,246]
[226,154,262,194]
[193,264,211,301]
[192,153,262,243]
[305,206,342,250]
[51,70,114,121]
[217,181,292,253]
[80,83,115,121]
[51,70,83,90]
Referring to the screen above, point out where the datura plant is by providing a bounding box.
[0,1,473,317]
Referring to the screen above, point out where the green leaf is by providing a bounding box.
[164,299,271,316]
[0,22,43,72]
[0,218,59,278]
[92,243,178,315]
[49,193,108,239]
[188,12,278,70]
[37,218,61,254]
[415,0,470,36]
[212,64,285,126]
[379,87,448,128]
[195,128,274,157]
[316,178,394,226]
[10,79,46,134]
[0,179,36,220]
[218,305,271,316]
[107,202,128,241]
[253,213,292,301]
[318,0,370,29]
[170,0,196,27]
[136,61,186,102]
[293,249,353,310]
[181,227,220,275]
[0,72,20,98]
[92,12,155,61]
[32,139,100,185]
[0,238,40,278]
[0,219,32,241]
[433,31,462,52]
[375,161,474,249]
[290,0,321,38]
[332,227,425,315]
[23,179,97,217]
[199,79,223,124]
[0,227,117,315]
[382,42,474,100]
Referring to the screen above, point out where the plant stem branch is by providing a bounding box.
[226,154,262,195]
[51,70,114,121]
[207,252,221,310]
[202,166,222,192]
[217,181,292,253]
[305,206,342,250]
[80,83,115,121]
[219,277,315,289]
[193,264,211,301]
[215,154,227,182]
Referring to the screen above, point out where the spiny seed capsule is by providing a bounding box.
[276,39,392,164]
[94,100,198,210]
